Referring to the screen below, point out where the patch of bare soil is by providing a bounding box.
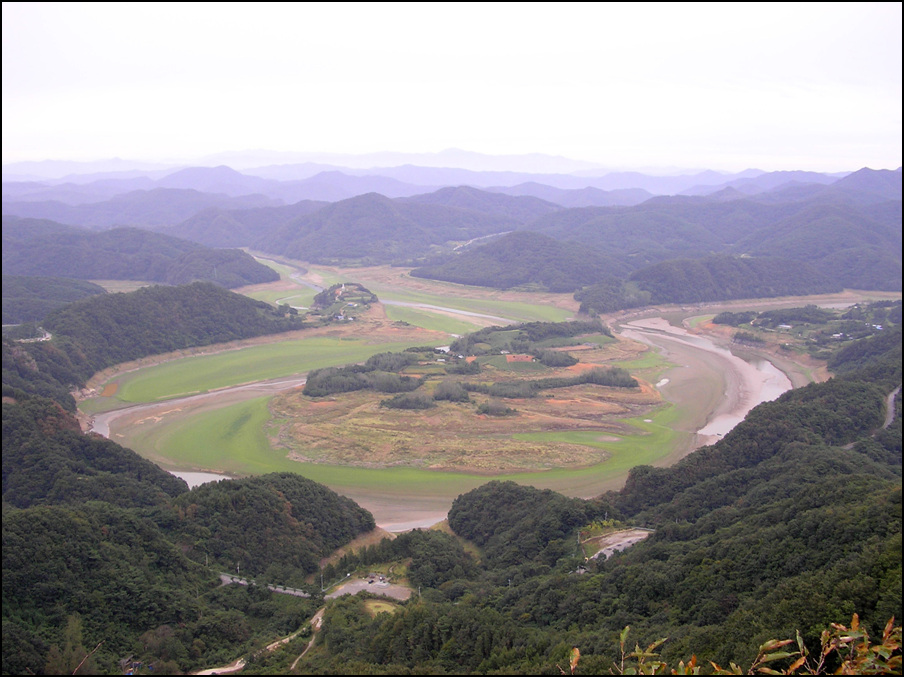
[585,529,652,560]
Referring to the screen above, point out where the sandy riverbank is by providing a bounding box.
[616,317,796,463]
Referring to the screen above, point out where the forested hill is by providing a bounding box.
[1,275,107,324]
[575,254,840,313]
[260,192,522,264]
[2,282,305,409]
[2,216,279,289]
[399,185,563,223]
[2,293,373,676]
[166,199,329,248]
[411,231,631,292]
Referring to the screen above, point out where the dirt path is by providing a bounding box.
[586,529,654,560]
[192,608,324,675]
[884,386,901,429]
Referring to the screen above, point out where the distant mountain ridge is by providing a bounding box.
[2,216,278,289]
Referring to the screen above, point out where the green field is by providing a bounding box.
[115,392,685,503]
[375,288,572,323]
[242,288,318,308]
[90,336,443,410]
[382,305,484,335]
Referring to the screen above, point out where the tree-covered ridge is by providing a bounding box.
[400,185,563,223]
[260,192,522,265]
[448,481,609,568]
[1,275,107,324]
[575,255,840,313]
[411,231,631,292]
[2,393,188,509]
[408,185,901,303]
[170,473,375,580]
[166,199,329,248]
[2,218,278,289]
[2,283,306,413]
[39,282,305,383]
[1,186,277,229]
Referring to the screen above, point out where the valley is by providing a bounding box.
[75,259,893,529]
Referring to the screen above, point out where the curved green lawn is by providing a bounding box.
[103,336,443,407]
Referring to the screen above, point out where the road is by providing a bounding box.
[88,375,307,437]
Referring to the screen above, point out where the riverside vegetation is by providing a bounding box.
[1,279,900,674]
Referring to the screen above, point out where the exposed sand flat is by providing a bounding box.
[617,317,792,455]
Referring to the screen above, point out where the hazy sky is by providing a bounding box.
[3,2,901,172]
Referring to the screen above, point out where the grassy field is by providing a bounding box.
[105,325,682,510]
[382,305,484,335]
[112,391,683,503]
[243,288,318,307]
[94,336,444,409]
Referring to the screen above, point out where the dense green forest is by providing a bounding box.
[2,217,278,289]
[1,275,107,324]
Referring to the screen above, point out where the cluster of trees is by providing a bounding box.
[713,310,758,326]
[302,324,633,414]
[303,351,425,397]
[463,366,637,399]
[321,529,478,591]
[449,320,608,356]
[311,282,378,309]
[756,305,837,327]
[711,303,901,354]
